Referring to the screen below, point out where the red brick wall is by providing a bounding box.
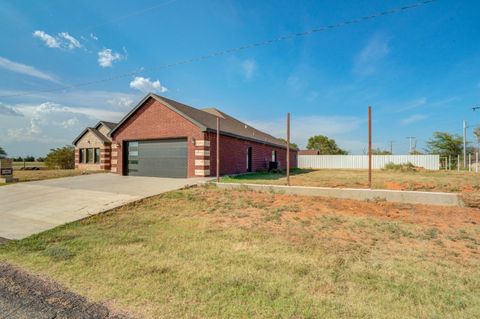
[205,132,298,176]
[111,97,204,177]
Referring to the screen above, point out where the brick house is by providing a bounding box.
[73,121,117,171]
[74,93,297,178]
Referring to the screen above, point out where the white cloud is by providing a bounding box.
[401,114,427,125]
[306,91,319,103]
[286,75,303,92]
[97,48,125,67]
[59,32,82,49]
[6,102,92,142]
[107,96,135,109]
[0,103,23,117]
[396,97,427,112]
[90,33,98,41]
[0,56,59,82]
[129,76,168,93]
[33,30,83,50]
[241,59,257,80]
[33,30,60,48]
[248,115,362,149]
[353,34,391,75]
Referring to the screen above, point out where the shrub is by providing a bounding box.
[383,162,417,172]
[45,146,75,169]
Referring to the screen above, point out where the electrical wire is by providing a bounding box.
[0,0,437,99]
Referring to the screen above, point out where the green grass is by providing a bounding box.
[1,186,479,318]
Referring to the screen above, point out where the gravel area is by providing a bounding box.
[0,263,131,319]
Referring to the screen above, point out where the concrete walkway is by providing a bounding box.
[216,182,463,207]
[0,174,208,240]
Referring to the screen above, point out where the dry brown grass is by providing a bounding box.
[223,169,480,193]
[12,169,104,182]
[1,185,479,318]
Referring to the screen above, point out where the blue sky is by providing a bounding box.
[1,0,480,156]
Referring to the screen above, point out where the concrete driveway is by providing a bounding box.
[0,174,208,240]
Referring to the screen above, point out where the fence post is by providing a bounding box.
[457,155,460,171]
[469,153,472,172]
[448,155,451,170]
[476,152,479,173]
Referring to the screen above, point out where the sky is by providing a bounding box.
[1,0,480,157]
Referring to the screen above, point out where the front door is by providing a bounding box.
[247,147,252,172]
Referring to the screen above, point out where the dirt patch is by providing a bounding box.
[194,187,480,259]
[0,262,132,319]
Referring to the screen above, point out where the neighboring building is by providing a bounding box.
[73,93,297,178]
[298,149,320,155]
[73,121,117,171]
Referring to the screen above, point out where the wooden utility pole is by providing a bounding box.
[216,117,220,182]
[368,106,372,189]
[286,112,290,186]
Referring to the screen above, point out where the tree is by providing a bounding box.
[425,132,463,157]
[371,148,391,155]
[24,155,35,162]
[45,146,75,169]
[410,150,424,155]
[473,126,480,151]
[0,147,6,159]
[279,138,298,149]
[306,135,348,155]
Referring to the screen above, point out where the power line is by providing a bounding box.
[0,0,437,99]
[79,0,180,33]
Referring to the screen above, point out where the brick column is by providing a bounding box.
[194,139,210,176]
[74,148,80,169]
[100,145,111,171]
[111,143,118,173]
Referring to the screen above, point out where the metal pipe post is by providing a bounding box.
[216,117,220,182]
[368,106,372,189]
[286,112,290,186]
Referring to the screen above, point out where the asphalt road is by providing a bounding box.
[0,263,130,319]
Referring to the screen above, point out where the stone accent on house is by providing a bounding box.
[195,159,210,166]
[194,169,210,176]
[194,150,210,157]
[195,140,210,147]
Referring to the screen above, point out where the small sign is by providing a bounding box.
[0,168,12,175]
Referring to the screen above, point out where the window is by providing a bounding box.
[246,147,252,172]
[94,148,100,164]
[87,148,94,163]
[272,150,277,162]
[80,149,86,163]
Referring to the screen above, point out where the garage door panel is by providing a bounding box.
[126,139,187,178]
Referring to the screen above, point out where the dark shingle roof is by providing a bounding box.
[97,121,117,130]
[110,93,292,149]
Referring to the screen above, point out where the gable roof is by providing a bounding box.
[109,93,293,149]
[72,127,111,146]
[95,121,117,130]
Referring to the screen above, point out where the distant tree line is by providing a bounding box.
[299,129,480,158]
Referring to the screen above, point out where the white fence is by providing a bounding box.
[298,155,440,170]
